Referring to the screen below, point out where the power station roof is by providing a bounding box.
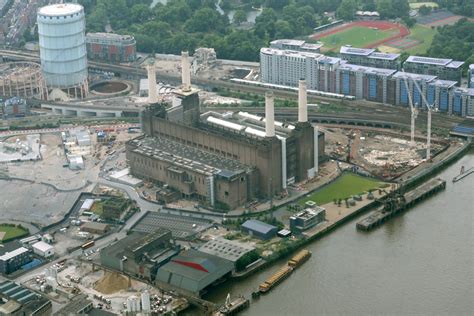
[38,3,83,16]
[130,136,253,177]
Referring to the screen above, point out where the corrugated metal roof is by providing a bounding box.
[241,220,277,234]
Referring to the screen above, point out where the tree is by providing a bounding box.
[377,0,394,19]
[336,0,357,21]
[275,20,294,38]
[233,10,247,25]
[266,0,289,10]
[418,5,432,16]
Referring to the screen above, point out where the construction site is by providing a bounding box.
[22,259,188,314]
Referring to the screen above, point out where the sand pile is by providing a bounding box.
[94,272,129,294]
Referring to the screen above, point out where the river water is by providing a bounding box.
[205,152,473,315]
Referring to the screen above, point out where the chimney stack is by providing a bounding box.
[265,91,275,137]
[146,58,158,103]
[181,51,191,92]
[298,79,308,123]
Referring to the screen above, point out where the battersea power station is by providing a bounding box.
[126,53,323,209]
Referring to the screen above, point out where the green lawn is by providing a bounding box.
[406,24,437,55]
[299,173,385,206]
[409,2,438,9]
[319,26,397,51]
[0,224,29,242]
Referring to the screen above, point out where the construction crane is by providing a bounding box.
[411,78,435,161]
[400,68,418,146]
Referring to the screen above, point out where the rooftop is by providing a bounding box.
[339,63,397,76]
[405,55,456,66]
[270,39,323,52]
[429,79,457,89]
[241,219,277,234]
[32,241,54,253]
[158,249,233,282]
[260,47,322,59]
[340,46,375,56]
[369,52,400,60]
[291,207,325,220]
[86,32,135,41]
[0,247,29,261]
[81,222,109,231]
[38,3,82,16]
[199,237,255,262]
[392,71,437,82]
[130,136,252,178]
[446,61,465,69]
[470,64,474,70]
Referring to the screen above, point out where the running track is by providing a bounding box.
[311,21,410,49]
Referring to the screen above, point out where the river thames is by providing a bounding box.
[206,152,473,315]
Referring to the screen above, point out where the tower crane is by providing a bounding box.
[400,68,418,146]
[411,78,435,161]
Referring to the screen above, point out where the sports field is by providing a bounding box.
[0,224,29,242]
[299,173,385,206]
[319,26,398,51]
[312,21,409,52]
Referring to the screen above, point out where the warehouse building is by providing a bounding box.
[31,241,54,258]
[339,46,400,70]
[290,206,326,233]
[0,243,31,275]
[0,281,51,315]
[80,222,109,235]
[86,32,136,63]
[198,237,255,265]
[241,219,278,240]
[128,52,322,209]
[155,249,233,297]
[403,56,464,84]
[100,229,179,281]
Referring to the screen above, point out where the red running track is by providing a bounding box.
[311,20,410,49]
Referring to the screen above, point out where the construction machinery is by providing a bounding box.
[400,68,418,146]
[410,78,435,161]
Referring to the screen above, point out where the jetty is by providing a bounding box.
[357,178,446,231]
[452,167,473,183]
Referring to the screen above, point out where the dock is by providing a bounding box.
[452,167,473,183]
[214,295,250,316]
[357,178,446,231]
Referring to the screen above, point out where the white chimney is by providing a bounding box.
[298,79,308,123]
[181,51,191,92]
[146,58,158,103]
[265,91,275,137]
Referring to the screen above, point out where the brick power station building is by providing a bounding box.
[126,53,323,209]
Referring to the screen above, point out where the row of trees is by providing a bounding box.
[434,0,473,17]
[336,0,410,21]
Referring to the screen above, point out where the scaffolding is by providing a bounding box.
[0,62,48,100]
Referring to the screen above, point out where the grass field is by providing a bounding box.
[0,224,29,242]
[299,173,385,206]
[405,24,437,55]
[319,26,397,51]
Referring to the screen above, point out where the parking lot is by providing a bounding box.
[131,211,213,240]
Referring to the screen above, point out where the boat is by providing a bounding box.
[288,249,312,268]
[259,265,293,293]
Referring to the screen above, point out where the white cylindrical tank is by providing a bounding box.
[37,3,88,89]
[127,296,139,312]
[141,291,151,312]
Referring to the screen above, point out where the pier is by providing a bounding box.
[356,178,446,231]
[452,167,473,183]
